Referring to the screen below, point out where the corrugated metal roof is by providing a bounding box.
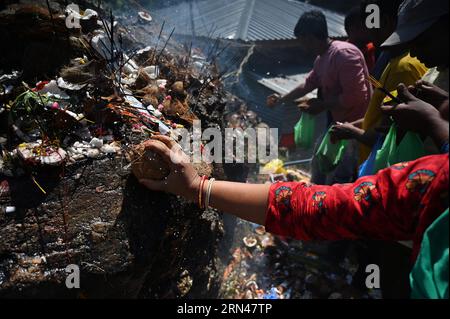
[256,72,318,135]
[257,73,318,97]
[153,0,345,42]
[244,70,315,134]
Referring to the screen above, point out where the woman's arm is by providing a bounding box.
[138,136,271,225]
[139,135,448,246]
[206,182,270,225]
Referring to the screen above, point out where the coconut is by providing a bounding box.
[193,161,213,177]
[171,81,187,100]
[130,140,170,180]
[171,81,184,94]
[142,95,159,107]
[163,99,188,116]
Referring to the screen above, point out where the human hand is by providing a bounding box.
[330,122,358,141]
[298,98,324,115]
[381,84,442,135]
[409,80,449,111]
[267,93,281,107]
[138,135,201,201]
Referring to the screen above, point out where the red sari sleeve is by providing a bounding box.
[265,154,449,260]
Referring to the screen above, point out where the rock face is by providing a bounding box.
[0,157,224,298]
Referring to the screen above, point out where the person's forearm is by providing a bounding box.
[348,127,366,143]
[280,83,309,104]
[354,128,378,147]
[350,118,364,128]
[428,114,449,150]
[186,180,271,225]
[265,154,448,244]
[210,182,270,225]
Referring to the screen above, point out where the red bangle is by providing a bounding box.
[198,176,207,209]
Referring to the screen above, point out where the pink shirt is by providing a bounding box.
[304,40,372,123]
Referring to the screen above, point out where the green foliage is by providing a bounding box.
[12,91,50,118]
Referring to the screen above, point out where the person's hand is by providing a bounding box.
[330,122,358,141]
[267,93,281,107]
[298,98,324,115]
[409,80,449,111]
[381,84,442,135]
[138,135,200,201]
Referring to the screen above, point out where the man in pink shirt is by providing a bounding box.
[302,40,372,123]
[267,10,372,184]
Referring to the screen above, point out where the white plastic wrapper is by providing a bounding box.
[158,122,171,135]
[38,80,70,99]
[57,77,87,90]
[143,65,159,80]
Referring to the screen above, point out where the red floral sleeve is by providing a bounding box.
[265,154,449,261]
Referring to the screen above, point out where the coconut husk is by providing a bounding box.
[142,95,159,108]
[60,60,99,84]
[140,85,160,96]
[134,68,152,90]
[130,141,212,182]
[161,99,198,126]
[130,141,170,180]
[140,86,161,106]
[193,161,213,177]
[171,81,187,100]
[171,81,184,93]
[163,99,188,116]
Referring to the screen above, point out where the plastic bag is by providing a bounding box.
[358,133,384,177]
[374,124,428,172]
[294,113,315,149]
[261,159,287,175]
[315,128,348,174]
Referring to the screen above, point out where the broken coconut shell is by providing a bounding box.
[130,140,170,180]
[243,236,258,248]
[254,226,266,235]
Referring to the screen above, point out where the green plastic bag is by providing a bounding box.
[374,124,428,172]
[315,127,348,173]
[294,113,315,149]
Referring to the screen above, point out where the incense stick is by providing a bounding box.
[367,75,403,105]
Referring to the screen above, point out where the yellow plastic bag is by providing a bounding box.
[261,159,287,175]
